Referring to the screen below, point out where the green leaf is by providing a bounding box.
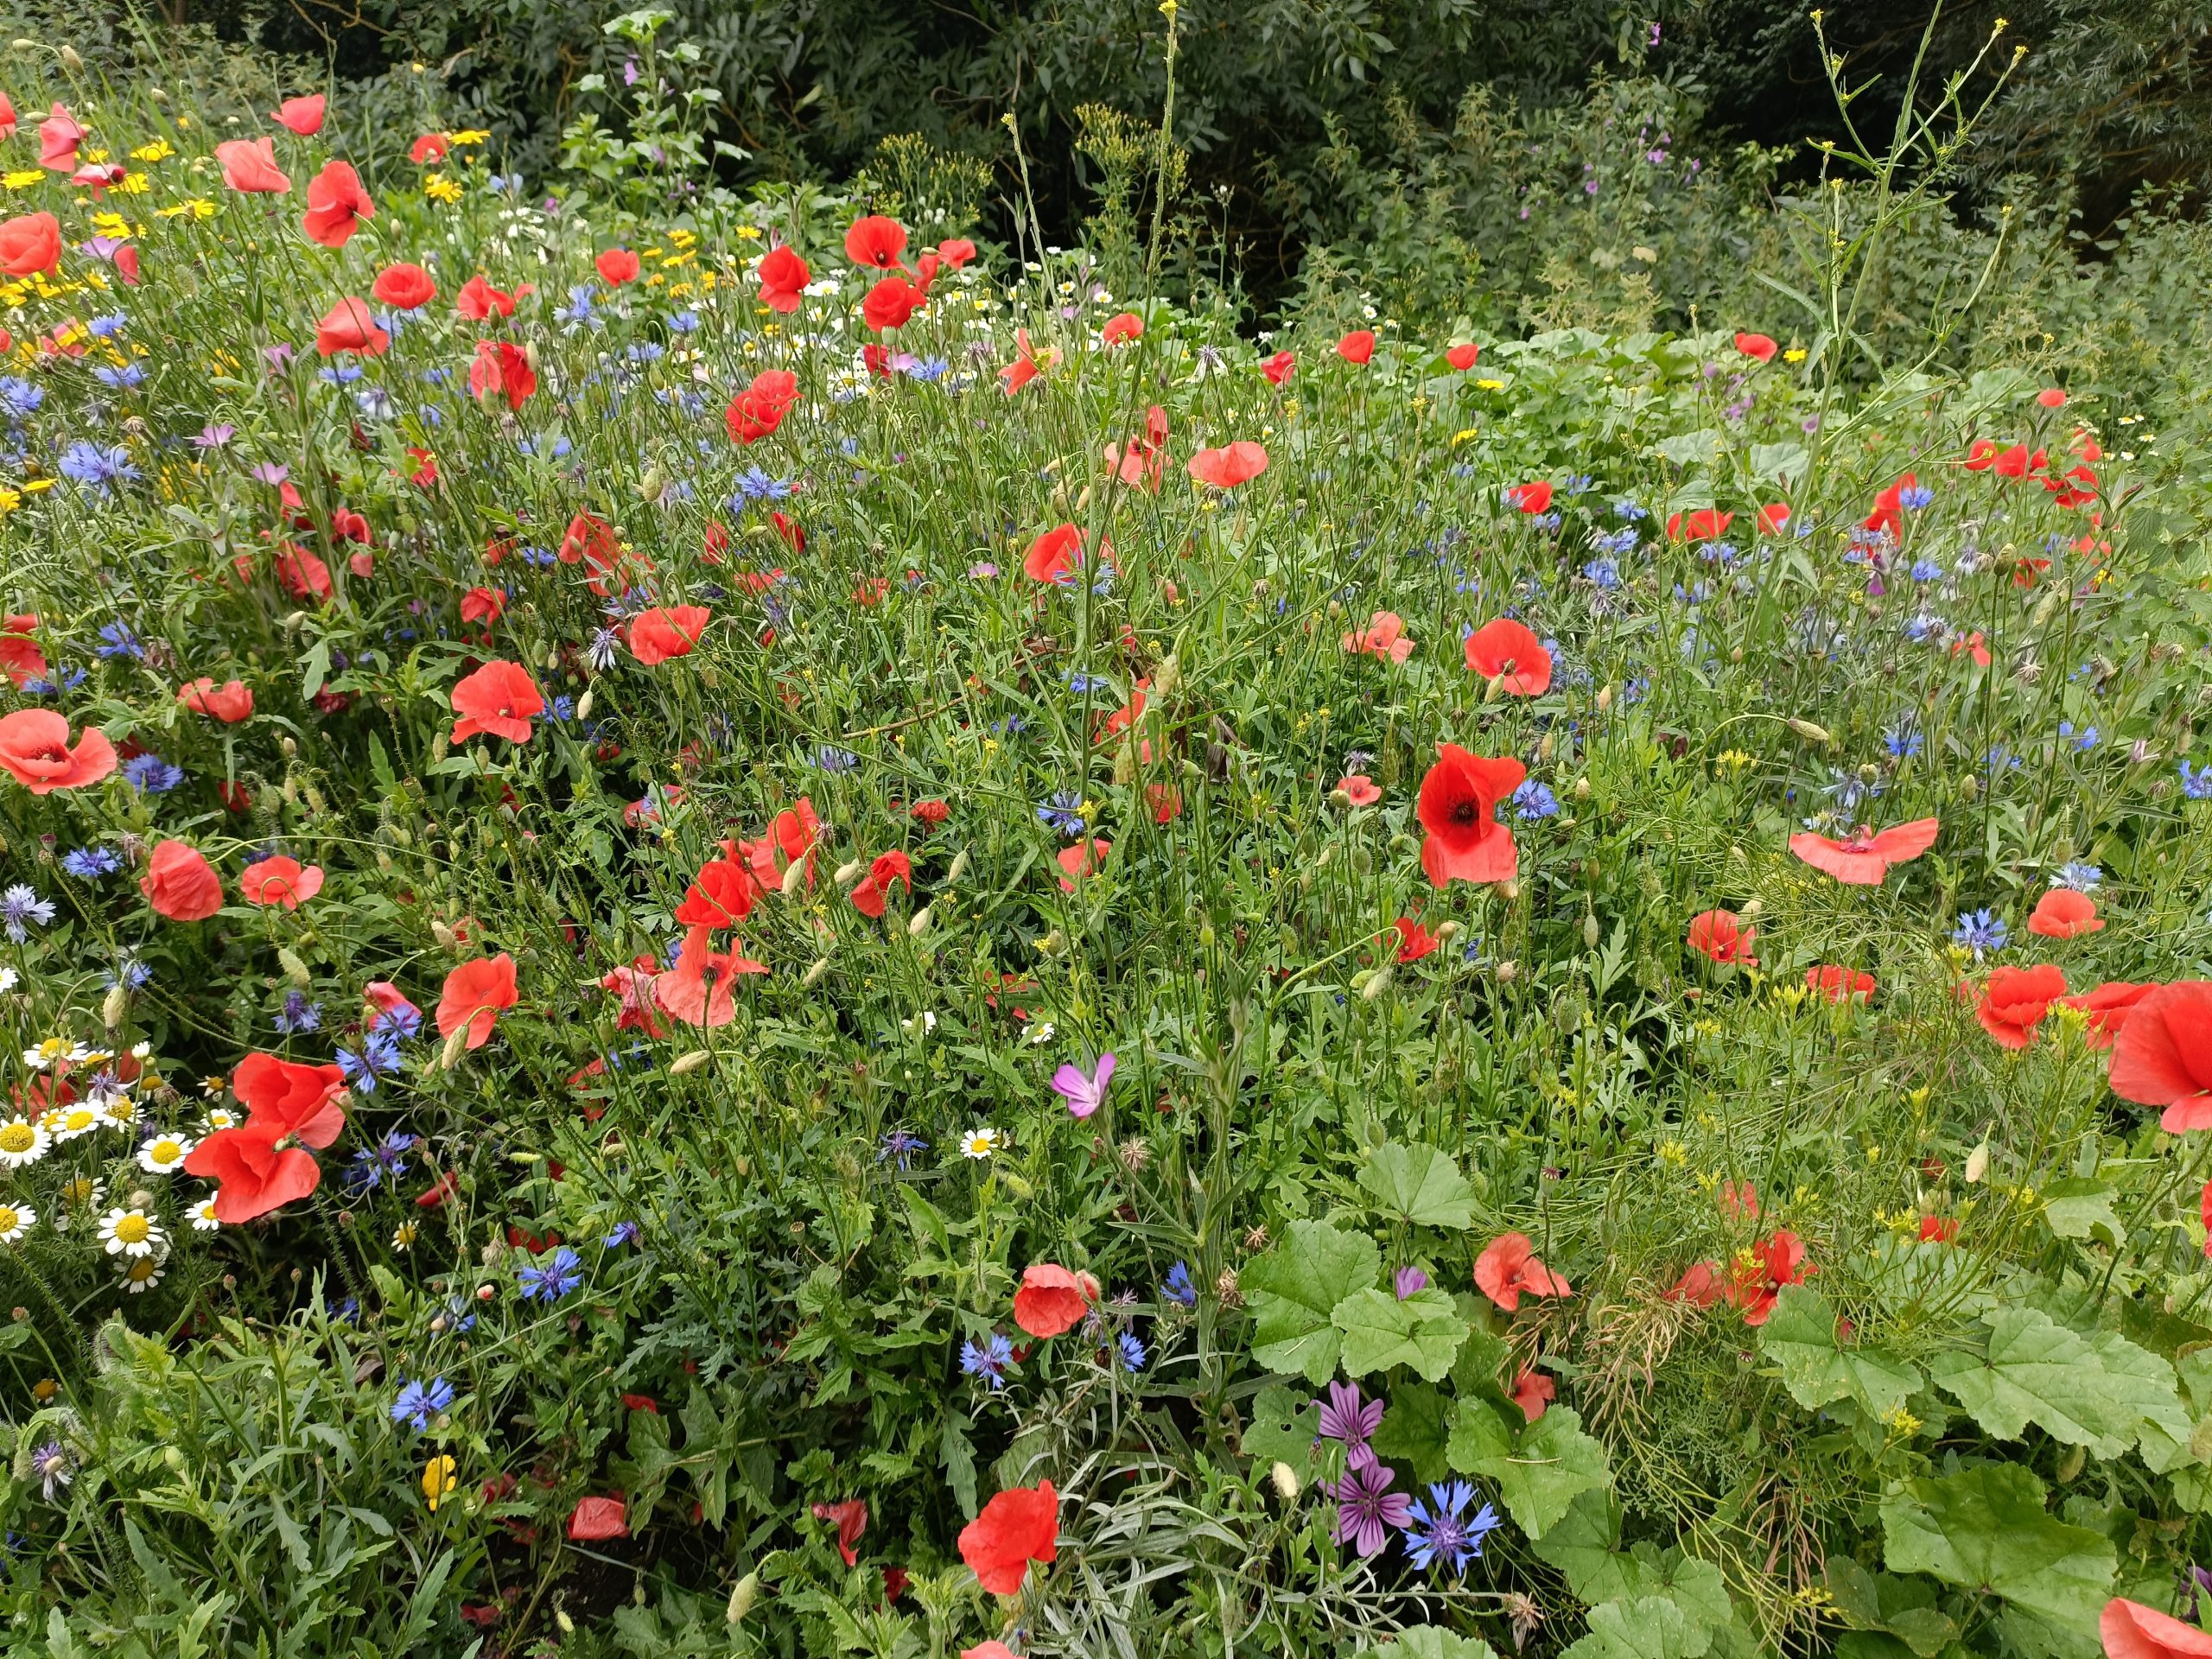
[1446,1399,1610,1541]
[1333,1287,1467,1382]
[1245,1220,1379,1384]
[1242,1383,1320,1478]
[1758,1286,1923,1419]
[1371,1380,1452,1484]
[300,637,330,702]
[1929,1308,2182,1458]
[1561,1597,1707,1659]
[1395,1630,1502,1659]
[1749,442,1809,486]
[1879,1463,2114,1631]
[1357,1142,1475,1229]
[2040,1178,2125,1245]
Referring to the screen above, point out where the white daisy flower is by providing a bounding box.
[0,1202,34,1243]
[188,1197,220,1232]
[120,1254,166,1294]
[137,1133,194,1175]
[0,1116,51,1168]
[200,1106,240,1134]
[960,1127,1001,1160]
[98,1207,165,1259]
[0,966,17,994]
[44,1104,99,1142]
[96,1094,139,1134]
[21,1037,75,1071]
[1024,1020,1056,1046]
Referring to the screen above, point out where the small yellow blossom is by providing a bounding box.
[423,175,464,205]
[3,170,45,189]
[423,1455,458,1510]
[130,139,175,163]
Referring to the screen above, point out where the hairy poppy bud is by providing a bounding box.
[1495,960,1518,982]
[1740,898,1763,919]
[1787,718,1834,745]
[1583,912,1599,949]
[1152,655,1179,701]
[277,947,313,987]
[1434,920,1459,943]
[1497,879,1521,903]
[671,1050,712,1075]
[575,688,594,721]
[1964,1139,1989,1184]
[430,919,457,950]
[727,1573,759,1623]
[1958,773,1979,802]
[60,43,81,69]
[1573,775,1591,799]
[947,848,970,882]
[1595,684,1613,712]
[833,857,863,887]
[780,856,808,899]
[1270,1460,1300,1500]
[1361,963,1393,1001]
[101,984,128,1028]
[804,956,830,986]
[440,1024,470,1070]
[907,905,932,938]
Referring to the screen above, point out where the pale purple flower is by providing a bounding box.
[1051,1052,1115,1119]
[1330,1458,1412,1557]
[1394,1266,1429,1300]
[1318,1380,1383,1469]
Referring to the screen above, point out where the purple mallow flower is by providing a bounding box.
[1329,1458,1412,1557]
[1318,1379,1383,1470]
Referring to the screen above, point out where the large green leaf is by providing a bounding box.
[1878,1464,2114,1630]
[1333,1287,1468,1382]
[1758,1286,1922,1419]
[1241,1383,1319,1479]
[1395,1630,1502,1659]
[1372,1380,1452,1484]
[1446,1399,1610,1541]
[1560,1597,1707,1659]
[1929,1308,2183,1458]
[1357,1142,1476,1230]
[1245,1220,1379,1384]
[2040,1178,2124,1246]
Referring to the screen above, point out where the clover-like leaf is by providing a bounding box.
[1446,1398,1610,1541]
[1357,1142,1476,1230]
[1333,1287,1467,1382]
[1879,1463,2114,1631]
[1244,1220,1379,1384]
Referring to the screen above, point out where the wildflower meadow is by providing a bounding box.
[3,7,2212,1656]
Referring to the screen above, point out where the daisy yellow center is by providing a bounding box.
[0,1207,18,1230]
[125,1258,157,1281]
[114,1214,150,1245]
[0,1123,36,1153]
[150,1140,181,1160]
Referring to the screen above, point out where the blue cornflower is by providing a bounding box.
[1581,556,1622,590]
[105,952,153,991]
[1160,1262,1197,1307]
[902,355,950,382]
[1589,526,1639,557]
[876,1128,928,1170]
[517,1246,584,1301]
[1910,558,1942,582]
[274,991,323,1034]
[1885,725,1923,760]
[1899,483,1934,511]
[548,694,576,721]
[1403,1480,1502,1574]
[960,1333,1014,1390]
[1116,1332,1148,1374]
[318,364,363,386]
[1037,791,1086,837]
[442,1294,478,1334]
[346,1129,417,1190]
[555,285,597,327]
[391,1376,454,1433]
[1511,780,1560,821]
[1952,909,2009,957]
[61,845,121,880]
[86,314,128,339]
[1065,672,1106,694]
[604,1220,642,1249]
[120,753,183,793]
[0,377,44,419]
[2050,862,2102,892]
[626,340,664,364]
[669,309,701,334]
[336,1031,406,1095]
[814,746,859,774]
[93,363,144,390]
[2181,761,2212,801]
[2,885,55,944]
[56,441,140,495]
[732,465,791,503]
[2058,721,2099,751]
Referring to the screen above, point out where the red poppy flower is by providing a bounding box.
[757,243,809,311]
[216,136,291,194]
[2036,385,2068,409]
[1787,817,1939,885]
[727,369,800,444]
[595,247,640,285]
[315,296,388,358]
[2,615,47,690]
[1758,502,1790,534]
[468,340,535,410]
[999,327,1058,393]
[737,799,822,892]
[437,953,519,1051]
[0,708,117,793]
[181,1122,326,1222]
[1101,310,1143,345]
[1393,918,1439,963]
[1666,508,1732,543]
[1665,1261,1726,1306]
[958,1481,1058,1595]
[1687,909,1757,965]
[1733,332,1777,362]
[456,273,524,320]
[811,1500,868,1566]
[629,605,712,666]
[1918,1215,1959,1243]
[2057,981,2152,1051]
[862,276,922,331]
[140,841,224,921]
[655,927,766,1027]
[460,587,505,626]
[2102,1599,2212,1659]
[1336,329,1375,364]
[301,160,373,247]
[1974,963,2069,1050]
[1260,349,1295,385]
[0,212,60,277]
[2109,982,2212,1130]
[568,1497,628,1541]
[239,855,324,909]
[936,237,976,268]
[1187,441,1269,489]
[1997,443,2041,480]
[0,96,14,143]
[450,660,543,743]
[849,850,912,918]
[2027,888,2101,938]
[178,677,253,722]
[273,94,326,135]
[1506,480,1553,514]
[911,798,950,826]
[1864,473,1916,537]
[1339,773,1381,807]
[1056,838,1109,891]
[1415,743,1524,887]
[1474,1233,1571,1313]
[598,957,667,1038]
[844,214,908,270]
[273,544,334,602]
[232,1052,348,1145]
[963,1643,1016,1659]
[1950,630,1992,668]
[1445,341,1479,371]
[1462,617,1551,696]
[1343,611,1414,664]
[1014,1263,1100,1338]
[560,512,618,567]
[1511,1366,1554,1422]
[675,858,757,929]
[410,132,450,164]
[1805,965,1875,1002]
[1023,523,1088,584]
[1728,1230,1813,1325]
[37,105,84,172]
